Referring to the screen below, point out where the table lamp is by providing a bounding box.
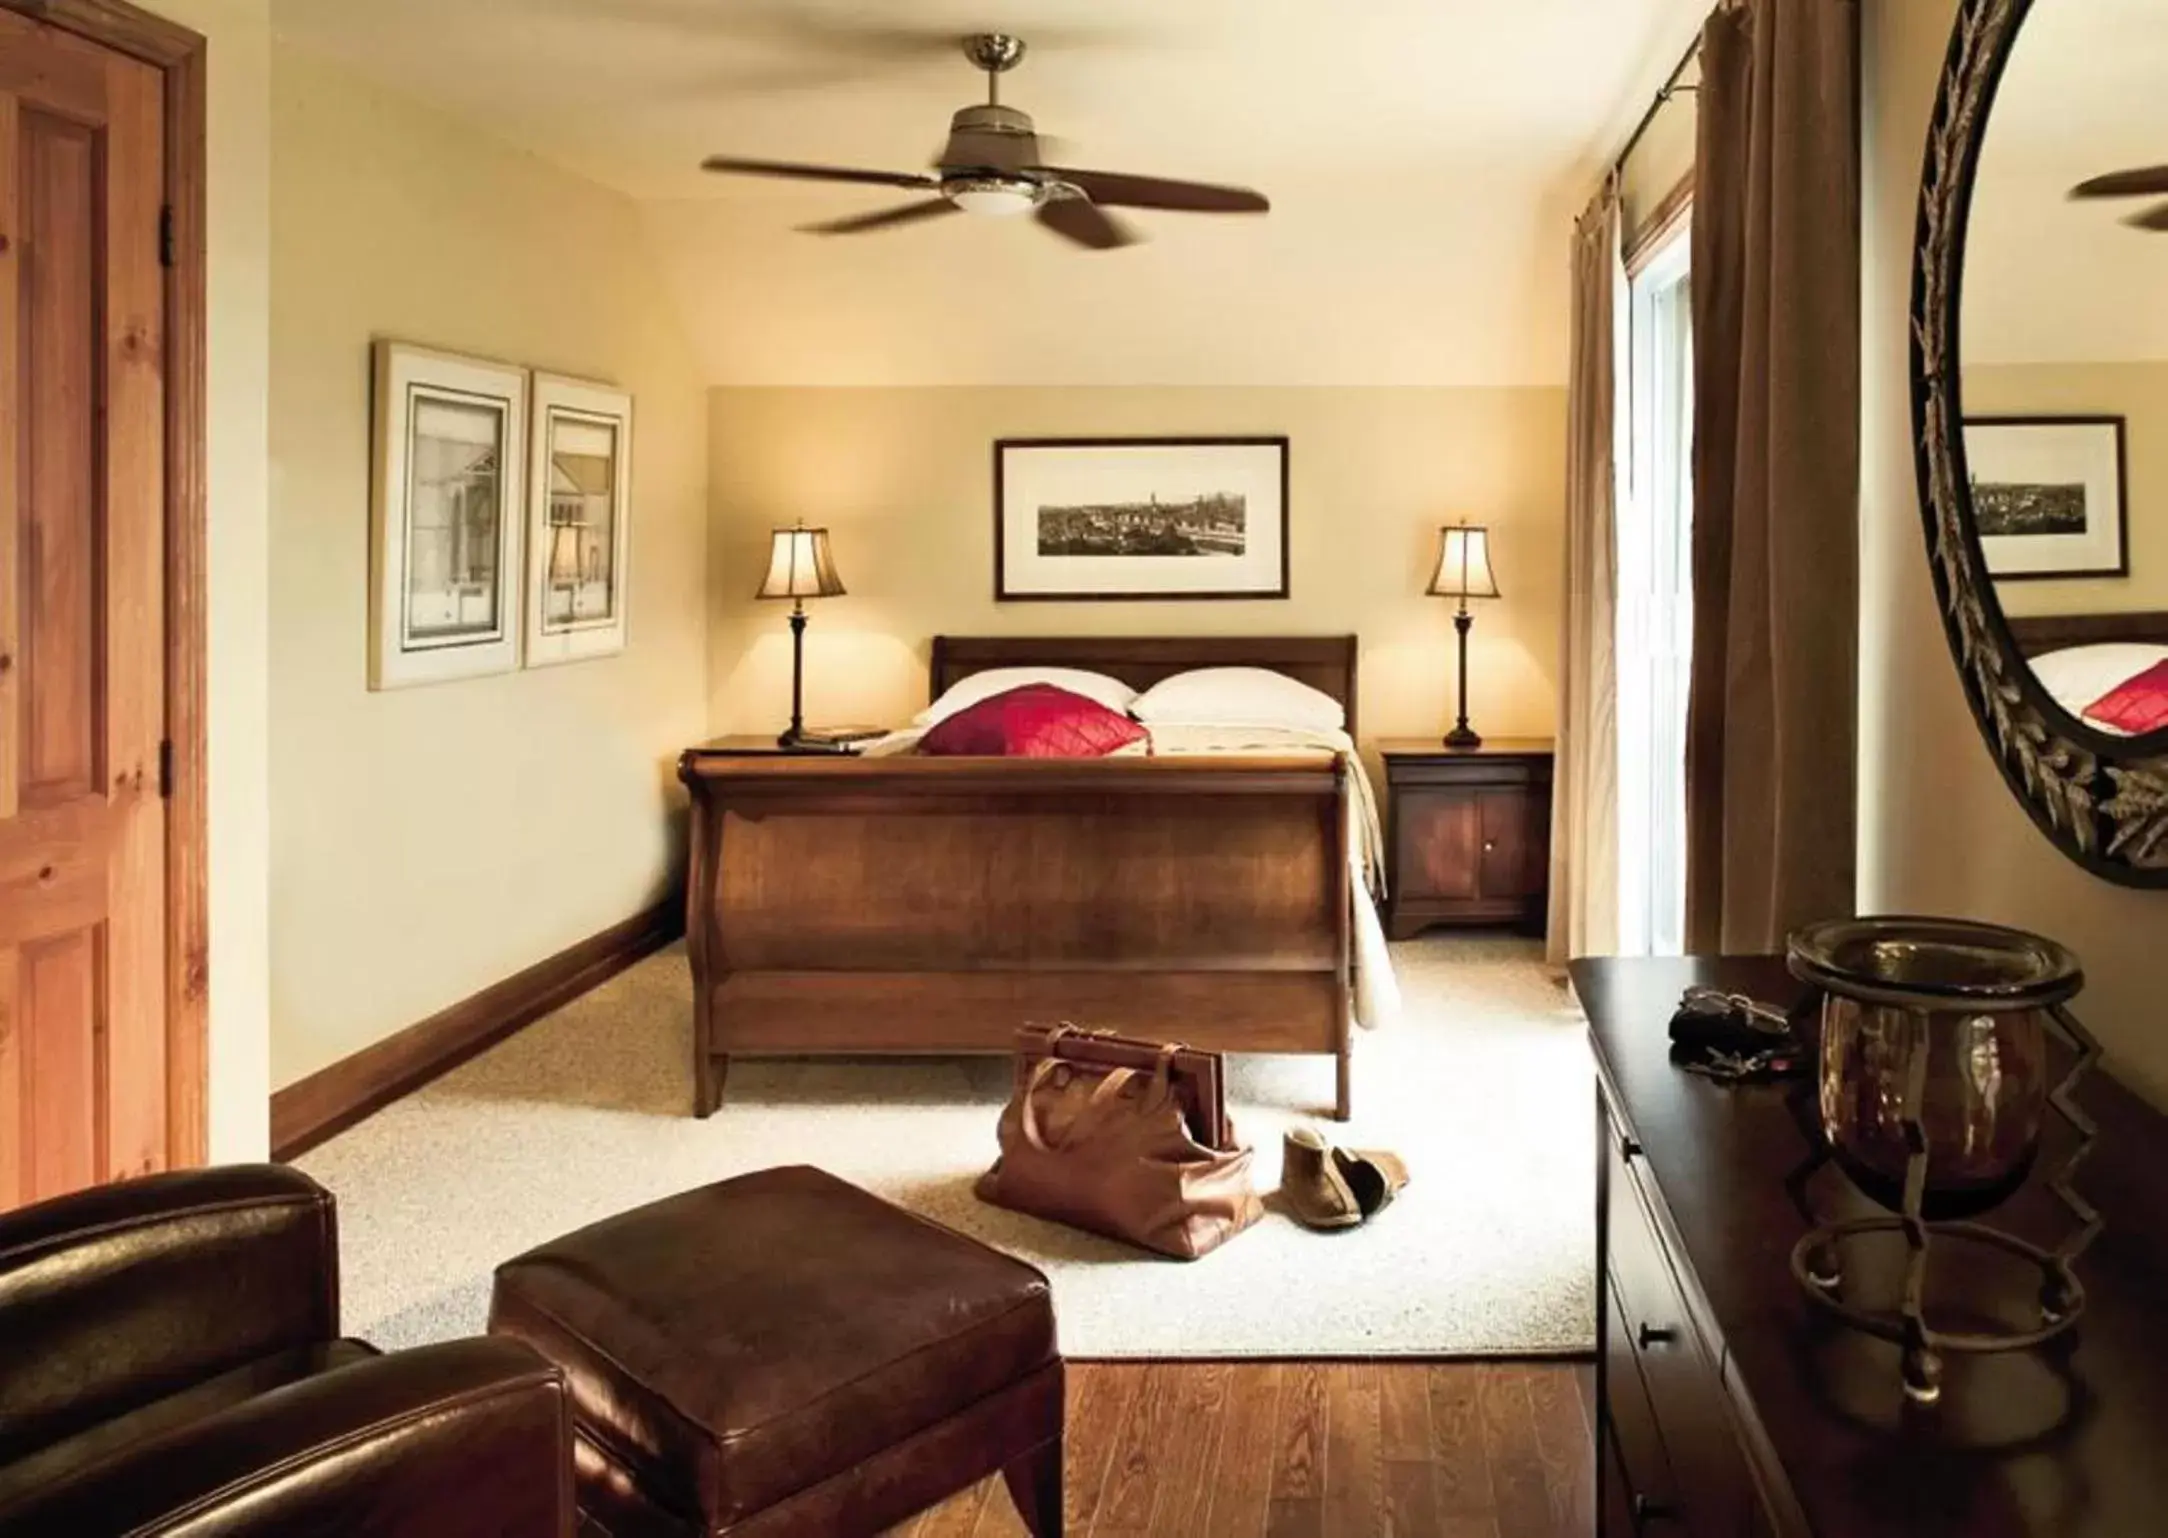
[756,522,847,747]
[1427,523,1500,749]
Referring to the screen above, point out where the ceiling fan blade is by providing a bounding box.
[2126,200,2168,233]
[1038,168,1269,214]
[701,156,938,191]
[2072,166,2168,199]
[800,200,961,235]
[1036,197,1141,251]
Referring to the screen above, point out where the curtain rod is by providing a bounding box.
[1614,29,1705,180]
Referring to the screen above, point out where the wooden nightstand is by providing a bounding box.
[1378,739,1554,939]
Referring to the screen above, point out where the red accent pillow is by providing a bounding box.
[917,683,1147,758]
[2085,659,2168,736]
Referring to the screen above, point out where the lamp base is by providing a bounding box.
[1443,726,1484,750]
[775,728,805,750]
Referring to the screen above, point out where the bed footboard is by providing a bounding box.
[678,753,1356,1120]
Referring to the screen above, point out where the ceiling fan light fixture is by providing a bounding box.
[945,176,1042,217]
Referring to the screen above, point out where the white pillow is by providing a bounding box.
[1129,667,1346,732]
[2029,643,2168,733]
[913,667,1139,729]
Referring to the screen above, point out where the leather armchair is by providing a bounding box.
[0,1164,575,1536]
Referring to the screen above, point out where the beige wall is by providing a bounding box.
[267,45,710,1087]
[707,388,1566,751]
[1861,0,2168,1109]
[137,0,273,1162]
[1619,54,1699,247]
[1964,362,2168,617]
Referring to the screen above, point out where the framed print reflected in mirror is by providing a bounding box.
[1963,416,2128,581]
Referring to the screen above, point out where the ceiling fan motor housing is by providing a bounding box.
[944,104,1039,169]
[941,102,1047,214]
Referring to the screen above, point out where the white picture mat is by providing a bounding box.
[525,375,634,668]
[999,441,1287,598]
[370,343,527,689]
[1965,419,2125,577]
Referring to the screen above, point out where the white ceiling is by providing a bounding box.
[1967,0,2168,365]
[271,0,1710,386]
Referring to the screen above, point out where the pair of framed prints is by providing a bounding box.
[369,341,635,690]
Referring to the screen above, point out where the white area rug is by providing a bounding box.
[300,936,1596,1357]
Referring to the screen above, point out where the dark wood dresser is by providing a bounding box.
[1575,955,2168,1538]
[1378,739,1552,938]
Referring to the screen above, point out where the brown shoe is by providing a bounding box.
[1281,1126,1364,1230]
[1332,1147,1411,1218]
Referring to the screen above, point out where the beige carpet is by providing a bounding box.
[299,935,1597,1357]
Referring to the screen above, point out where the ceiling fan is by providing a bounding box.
[699,33,1270,251]
[2071,165,2168,232]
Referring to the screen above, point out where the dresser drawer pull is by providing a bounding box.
[1619,1135,1644,1162]
[1633,1493,1679,1526]
[1637,1322,1677,1348]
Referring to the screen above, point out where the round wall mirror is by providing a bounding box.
[1915,0,2168,883]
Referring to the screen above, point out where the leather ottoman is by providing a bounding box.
[488,1166,1063,1538]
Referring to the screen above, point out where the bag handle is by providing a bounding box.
[1040,1023,1197,1059]
[1017,1057,1159,1152]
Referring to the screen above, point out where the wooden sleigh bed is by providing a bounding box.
[678,636,1362,1120]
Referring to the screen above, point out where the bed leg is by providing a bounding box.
[696,1052,729,1118]
[1334,1045,1352,1122]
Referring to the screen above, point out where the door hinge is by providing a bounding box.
[158,204,175,269]
[158,740,174,799]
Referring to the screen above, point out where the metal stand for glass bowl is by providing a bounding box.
[1787,996,2102,1406]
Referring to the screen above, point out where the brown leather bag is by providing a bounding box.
[975,1026,1263,1260]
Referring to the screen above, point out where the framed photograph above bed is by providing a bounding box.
[1962,416,2128,580]
[994,436,1290,601]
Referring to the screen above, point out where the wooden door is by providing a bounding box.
[0,13,169,1208]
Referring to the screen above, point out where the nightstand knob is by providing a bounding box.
[1483,839,1496,852]
[1633,1494,1679,1525]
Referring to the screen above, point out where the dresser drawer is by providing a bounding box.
[1604,1119,1756,1536]
[1603,1277,1683,1528]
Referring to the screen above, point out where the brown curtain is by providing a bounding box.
[1684,0,1860,953]
[1548,185,1622,966]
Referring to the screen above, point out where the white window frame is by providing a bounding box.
[1616,221,1695,957]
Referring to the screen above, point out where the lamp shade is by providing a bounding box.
[1427,524,1500,600]
[756,525,847,601]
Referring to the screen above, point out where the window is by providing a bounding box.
[1616,221,1694,956]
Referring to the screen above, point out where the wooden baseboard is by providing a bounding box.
[270,900,682,1161]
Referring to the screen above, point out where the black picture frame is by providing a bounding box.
[993,436,1291,602]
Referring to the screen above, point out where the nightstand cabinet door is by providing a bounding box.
[1478,787,1546,901]
[1381,744,1553,939]
[1397,792,1481,901]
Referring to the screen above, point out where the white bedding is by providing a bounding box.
[2029,642,2168,737]
[859,722,1403,1031]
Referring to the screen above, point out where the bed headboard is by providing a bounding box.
[2008,611,2168,658]
[929,635,1361,738]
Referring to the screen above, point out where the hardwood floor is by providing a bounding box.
[888,1361,1594,1538]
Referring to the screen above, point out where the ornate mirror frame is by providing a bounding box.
[1913,0,2168,885]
